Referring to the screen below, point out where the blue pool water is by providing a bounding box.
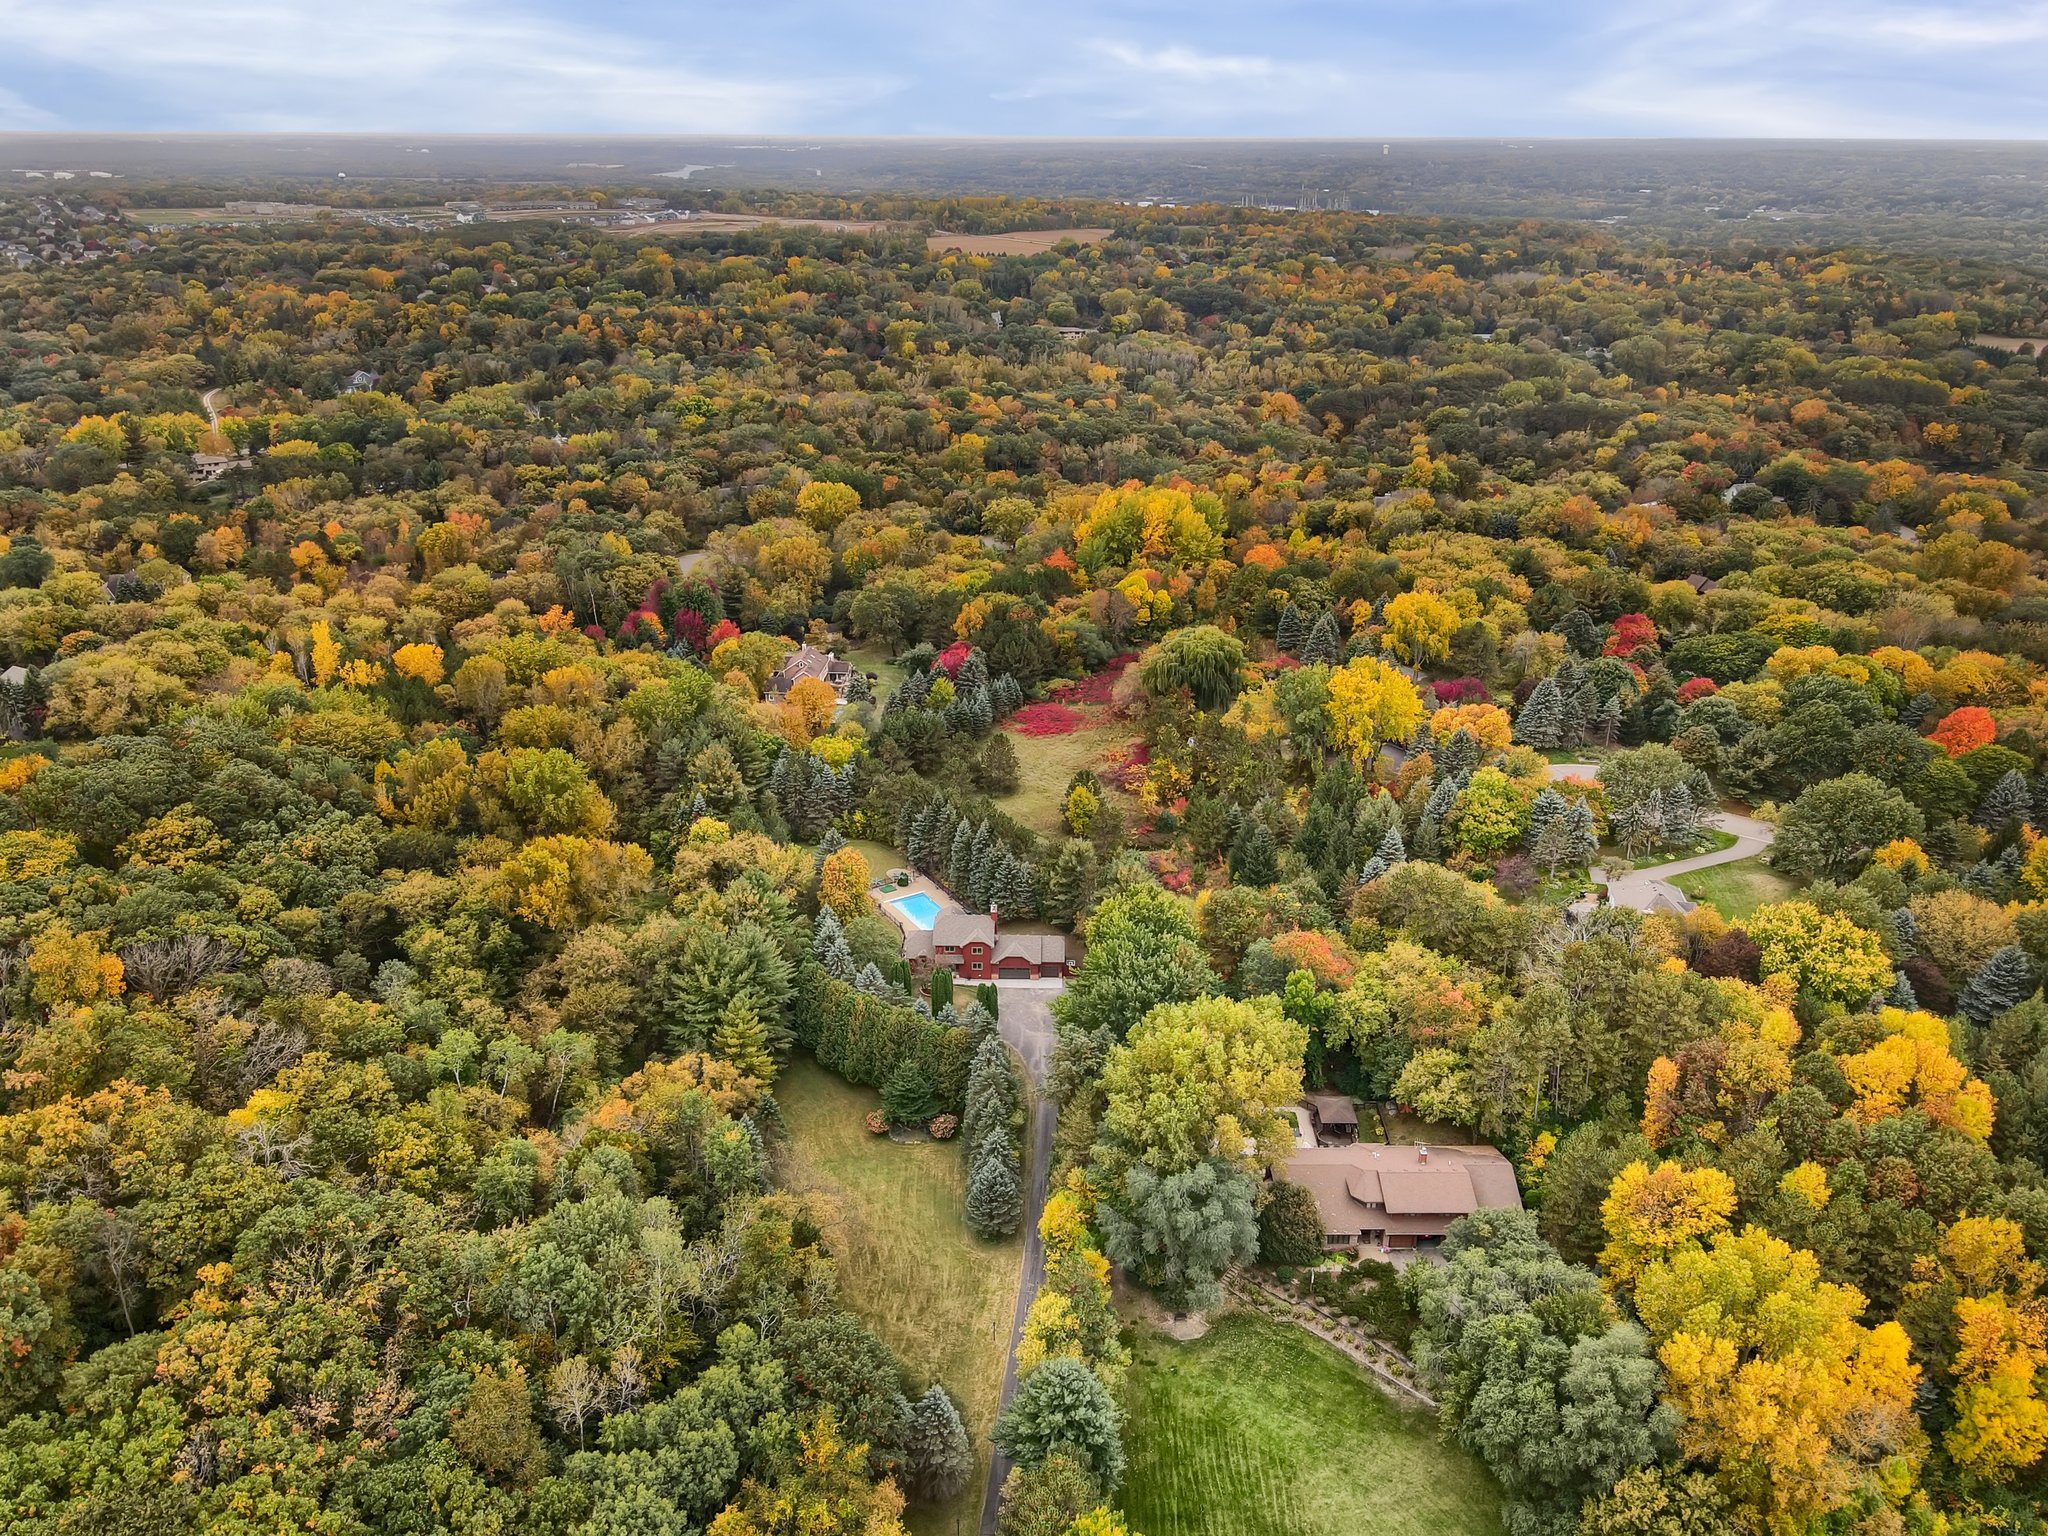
[890,892,942,930]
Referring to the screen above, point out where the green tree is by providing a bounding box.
[992,1358,1126,1487]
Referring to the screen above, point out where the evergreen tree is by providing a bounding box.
[1228,821,1278,884]
[1045,840,1096,927]
[1413,815,1442,861]
[993,673,1025,714]
[1611,796,1657,859]
[1376,821,1407,866]
[1437,728,1480,783]
[711,1000,775,1082]
[962,1034,1021,1150]
[1981,768,2033,829]
[1514,675,1565,749]
[1887,971,1920,1010]
[881,1058,941,1126]
[947,818,976,891]
[1525,786,1568,849]
[1563,797,1599,866]
[902,1385,973,1505]
[1531,814,1576,876]
[966,1143,1024,1238]
[1661,783,1698,846]
[1276,602,1306,655]
[1891,906,1919,954]
[1357,854,1389,885]
[1597,694,1624,745]
[959,649,991,694]
[1962,945,2036,1024]
[843,667,873,704]
[813,907,858,980]
[1302,610,1342,666]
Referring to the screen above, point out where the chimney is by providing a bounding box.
[1417,1146,1429,1164]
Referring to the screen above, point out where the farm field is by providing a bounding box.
[927,227,1114,255]
[775,1059,1022,1536]
[1120,1311,1505,1536]
[1672,854,1797,919]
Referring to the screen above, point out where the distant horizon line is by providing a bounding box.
[4,131,2048,146]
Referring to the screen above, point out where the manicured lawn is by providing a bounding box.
[993,717,1135,838]
[1121,1311,1504,1536]
[1621,828,1737,869]
[847,838,906,883]
[844,643,909,700]
[775,1059,1023,1536]
[1673,855,1796,920]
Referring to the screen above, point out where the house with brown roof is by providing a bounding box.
[766,643,856,701]
[1284,1141,1522,1252]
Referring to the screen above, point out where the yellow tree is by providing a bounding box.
[1837,1007,1994,1141]
[817,846,874,921]
[1598,1159,1737,1286]
[1633,1226,1922,1532]
[780,675,841,748]
[1907,1216,2048,1481]
[1325,656,1424,767]
[1382,589,1459,667]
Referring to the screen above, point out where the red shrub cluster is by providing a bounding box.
[1677,676,1720,705]
[1604,613,1661,657]
[1012,702,1089,736]
[935,641,972,678]
[1431,677,1492,705]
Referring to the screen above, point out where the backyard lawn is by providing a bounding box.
[993,715,1135,837]
[775,1059,1023,1535]
[1673,855,1796,919]
[1120,1311,1504,1536]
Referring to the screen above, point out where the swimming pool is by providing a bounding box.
[890,892,942,930]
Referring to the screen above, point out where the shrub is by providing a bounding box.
[929,1113,959,1140]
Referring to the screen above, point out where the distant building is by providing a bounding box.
[1284,1141,1522,1252]
[765,643,855,700]
[344,369,380,394]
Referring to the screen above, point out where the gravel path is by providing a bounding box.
[978,979,1062,1536]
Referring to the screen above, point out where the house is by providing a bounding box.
[766,643,856,701]
[1284,1141,1522,1252]
[900,910,1068,980]
[344,369,380,394]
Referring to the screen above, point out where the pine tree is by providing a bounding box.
[1565,681,1597,747]
[1980,768,2033,829]
[881,1058,941,1126]
[1597,693,1624,745]
[1413,815,1442,861]
[1661,783,1698,846]
[1525,786,1568,849]
[1532,813,1576,876]
[1962,945,2036,1024]
[1612,796,1657,858]
[947,819,975,891]
[1276,602,1306,655]
[1302,610,1341,666]
[1891,905,1919,954]
[813,907,858,980]
[993,673,1025,714]
[959,649,991,695]
[1563,797,1599,866]
[711,1000,775,1082]
[1376,822,1406,866]
[855,961,894,998]
[1357,854,1389,885]
[962,1034,1020,1150]
[1437,728,1480,783]
[902,1385,973,1504]
[1514,675,1565,749]
[1887,971,1919,1010]
[1228,821,1278,884]
[843,667,873,704]
[966,1142,1024,1238]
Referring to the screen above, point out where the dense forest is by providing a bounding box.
[1,187,2048,1536]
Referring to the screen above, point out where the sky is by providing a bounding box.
[1,0,2046,138]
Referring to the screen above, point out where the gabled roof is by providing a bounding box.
[1285,1142,1522,1237]
[994,932,1066,964]
[931,912,995,948]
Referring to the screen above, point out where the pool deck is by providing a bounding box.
[874,872,963,946]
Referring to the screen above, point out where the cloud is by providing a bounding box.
[0,0,882,132]
[1092,40,1279,83]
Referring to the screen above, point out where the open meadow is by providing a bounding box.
[775,1060,1023,1535]
[1120,1311,1505,1536]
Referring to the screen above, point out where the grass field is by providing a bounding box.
[1623,828,1737,869]
[776,1059,1022,1535]
[927,227,1114,255]
[847,838,905,883]
[844,643,909,700]
[994,719,1134,837]
[1673,855,1796,919]
[1121,1312,1504,1536]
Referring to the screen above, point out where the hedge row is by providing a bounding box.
[795,966,971,1113]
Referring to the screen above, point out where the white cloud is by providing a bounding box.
[0,0,882,131]
[1092,40,1279,83]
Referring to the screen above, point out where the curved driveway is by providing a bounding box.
[1597,809,1776,914]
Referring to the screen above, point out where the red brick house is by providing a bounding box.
[902,911,1068,980]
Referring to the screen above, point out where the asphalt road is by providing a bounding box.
[977,979,1062,1536]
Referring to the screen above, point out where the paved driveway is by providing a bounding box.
[978,979,1063,1536]
[1600,809,1776,913]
